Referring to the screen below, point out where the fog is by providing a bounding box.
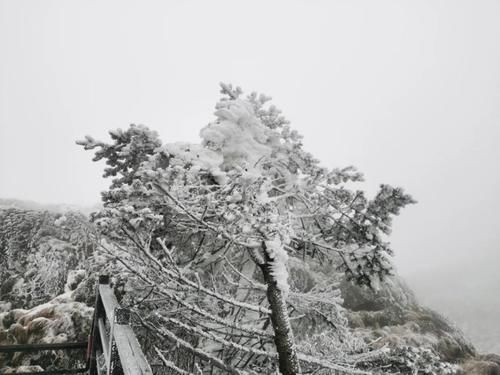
[1,0,499,352]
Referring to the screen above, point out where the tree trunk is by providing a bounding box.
[261,265,301,375]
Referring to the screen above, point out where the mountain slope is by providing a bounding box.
[0,201,498,374]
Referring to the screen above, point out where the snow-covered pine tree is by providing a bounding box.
[0,208,95,308]
[78,84,415,375]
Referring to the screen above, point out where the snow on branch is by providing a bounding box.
[156,314,277,360]
[153,183,262,249]
[151,321,249,375]
[297,352,372,375]
[152,237,271,315]
[154,347,196,375]
[99,240,271,316]
[155,287,273,338]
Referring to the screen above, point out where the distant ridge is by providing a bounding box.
[0,197,101,216]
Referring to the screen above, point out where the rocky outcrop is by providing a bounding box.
[461,354,500,375]
[340,276,500,374]
[462,359,500,375]
[0,289,93,371]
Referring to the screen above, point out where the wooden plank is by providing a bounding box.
[96,349,106,375]
[99,284,120,323]
[98,317,110,363]
[105,317,115,375]
[113,324,153,375]
[89,294,101,375]
[96,279,152,375]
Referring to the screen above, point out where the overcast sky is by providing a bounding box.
[1,0,499,303]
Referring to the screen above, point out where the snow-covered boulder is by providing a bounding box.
[0,294,92,371]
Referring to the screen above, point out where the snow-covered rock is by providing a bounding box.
[0,293,92,371]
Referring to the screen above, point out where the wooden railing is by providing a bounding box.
[88,275,153,375]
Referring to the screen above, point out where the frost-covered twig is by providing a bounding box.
[99,239,272,320]
[113,227,272,315]
[158,288,273,338]
[154,347,196,375]
[223,256,263,288]
[344,347,389,365]
[156,314,277,360]
[154,183,262,249]
[297,352,372,375]
[152,236,271,315]
[153,322,248,375]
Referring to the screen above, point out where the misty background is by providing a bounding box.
[1,0,499,352]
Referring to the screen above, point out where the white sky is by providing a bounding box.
[1,0,499,306]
